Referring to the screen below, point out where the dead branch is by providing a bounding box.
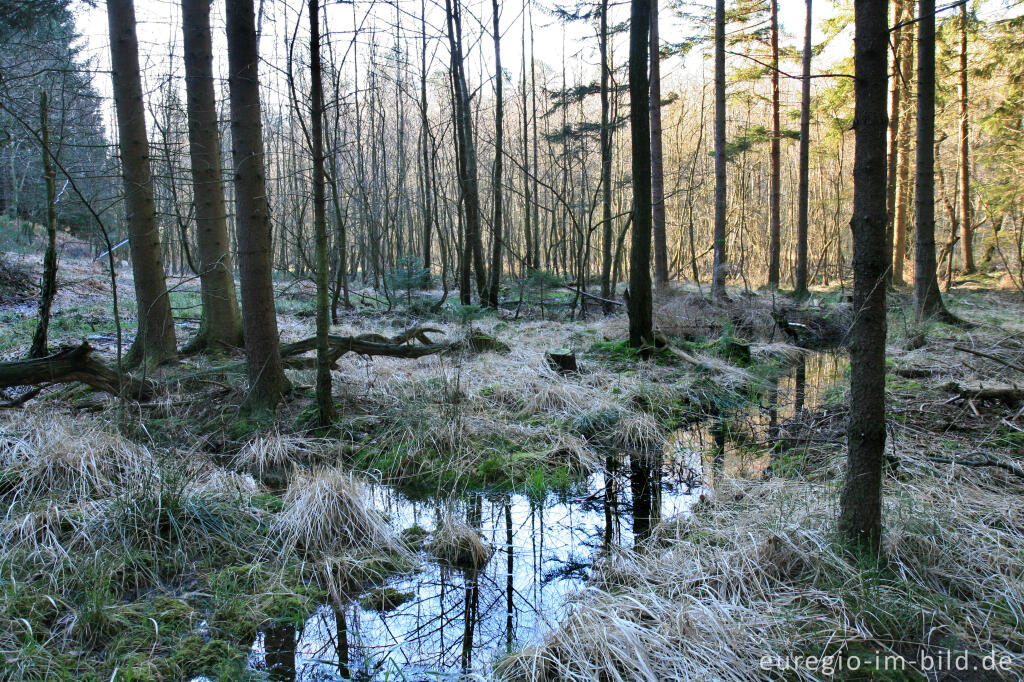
[923,452,1024,480]
[952,344,1024,374]
[0,342,156,401]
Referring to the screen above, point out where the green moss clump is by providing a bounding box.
[359,586,414,612]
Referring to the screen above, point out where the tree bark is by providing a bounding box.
[892,0,913,285]
[107,0,177,368]
[225,0,287,411]
[649,0,667,288]
[884,0,902,290]
[768,0,781,289]
[913,0,952,321]
[839,0,889,553]
[445,0,486,304]
[794,0,812,298]
[599,0,614,312]
[627,0,654,351]
[712,0,728,300]
[486,0,503,308]
[308,0,334,426]
[958,3,974,274]
[180,0,243,353]
[30,92,57,359]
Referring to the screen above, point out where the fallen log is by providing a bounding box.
[942,381,1024,407]
[0,342,156,401]
[281,327,451,368]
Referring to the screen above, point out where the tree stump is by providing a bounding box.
[546,349,578,375]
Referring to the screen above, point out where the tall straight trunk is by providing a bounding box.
[521,18,532,277]
[420,0,433,270]
[627,0,653,350]
[884,0,902,289]
[486,0,503,308]
[226,0,287,410]
[309,0,334,426]
[445,0,486,303]
[599,0,614,311]
[794,0,812,298]
[839,0,889,553]
[649,0,667,287]
[107,0,177,368]
[768,0,781,289]
[958,3,973,274]
[530,0,540,271]
[181,0,243,353]
[892,0,913,285]
[913,0,952,320]
[711,0,728,300]
[30,92,57,359]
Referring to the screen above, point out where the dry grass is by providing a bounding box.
[501,464,1024,681]
[274,466,402,559]
[426,512,493,570]
[0,409,155,502]
[230,430,310,479]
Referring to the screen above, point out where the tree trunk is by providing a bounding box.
[30,92,57,359]
[913,0,952,321]
[308,0,334,427]
[420,0,433,271]
[486,0,503,308]
[599,0,614,312]
[712,0,728,300]
[627,0,653,351]
[107,0,177,369]
[225,0,287,411]
[180,0,243,353]
[445,0,486,304]
[649,0,667,288]
[884,0,902,290]
[892,0,913,285]
[794,0,812,298]
[839,0,889,554]
[768,0,781,289]
[958,3,974,274]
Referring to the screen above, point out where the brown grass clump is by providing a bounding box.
[0,408,154,502]
[231,431,310,479]
[274,467,402,559]
[426,513,493,570]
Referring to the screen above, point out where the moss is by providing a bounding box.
[358,586,414,612]
[400,524,430,551]
[162,635,247,680]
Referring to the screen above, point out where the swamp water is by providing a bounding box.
[245,353,847,681]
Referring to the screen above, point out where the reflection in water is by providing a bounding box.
[248,352,847,681]
[261,625,296,681]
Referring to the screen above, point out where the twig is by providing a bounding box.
[952,345,1024,374]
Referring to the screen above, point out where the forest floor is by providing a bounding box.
[0,235,1022,680]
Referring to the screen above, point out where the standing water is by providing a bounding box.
[247,352,846,681]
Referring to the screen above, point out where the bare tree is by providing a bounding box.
[712,0,728,300]
[107,0,177,368]
[180,0,243,353]
[226,0,287,410]
[913,0,954,321]
[794,0,812,298]
[628,0,653,350]
[650,0,667,288]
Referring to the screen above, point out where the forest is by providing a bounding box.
[0,0,1022,678]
